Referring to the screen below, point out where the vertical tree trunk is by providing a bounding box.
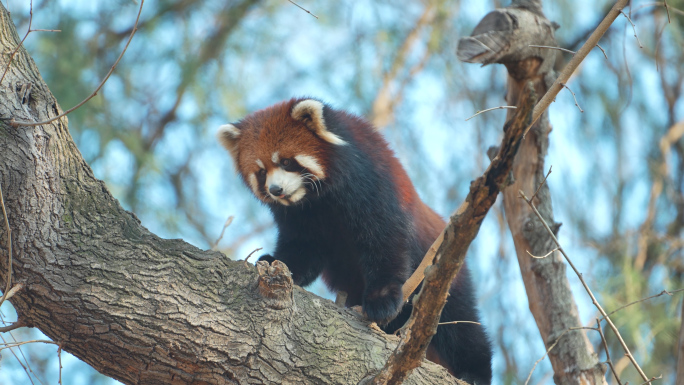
[458,1,607,384]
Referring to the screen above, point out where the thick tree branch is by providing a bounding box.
[0,4,456,384]
[373,82,536,385]
[458,1,612,384]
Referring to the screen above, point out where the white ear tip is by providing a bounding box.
[292,99,324,115]
[217,124,240,138]
[291,99,347,146]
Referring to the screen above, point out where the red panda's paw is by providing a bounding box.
[257,254,276,264]
[362,282,404,324]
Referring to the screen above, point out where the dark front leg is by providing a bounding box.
[360,246,412,324]
[258,238,325,287]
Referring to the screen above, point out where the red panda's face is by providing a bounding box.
[217,99,347,206]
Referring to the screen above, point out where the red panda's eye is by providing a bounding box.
[258,169,266,177]
[281,159,291,167]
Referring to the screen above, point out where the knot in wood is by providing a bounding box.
[256,260,293,310]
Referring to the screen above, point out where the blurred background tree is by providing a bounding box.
[0,0,682,384]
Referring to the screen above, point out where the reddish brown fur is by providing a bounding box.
[234,100,334,193]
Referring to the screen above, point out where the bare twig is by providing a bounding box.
[519,190,652,384]
[0,181,13,309]
[0,0,60,86]
[243,247,263,266]
[402,230,442,303]
[663,0,672,23]
[0,320,24,333]
[437,320,481,326]
[597,318,623,385]
[526,247,559,259]
[465,106,517,121]
[0,340,58,350]
[371,4,435,128]
[529,45,576,55]
[560,83,584,113]
[524,326,597,385]
[0,0,32,86]
[11,0,145,127]
[286,0,318,19]
[632,2,684,17]
[596,44,608,59]
[524,0,630,138]
[0,312,42,385]
[211,215,234,251]
[531,165,552,201]
[602,288,684,319]
[58,345,63,385]
[619,10,643,48]
[639,375,662,385]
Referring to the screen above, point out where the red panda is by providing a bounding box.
[217,98,492,384]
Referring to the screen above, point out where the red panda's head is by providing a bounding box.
[217,98,347,206]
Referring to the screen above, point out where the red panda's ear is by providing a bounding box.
[216,124,241,158]
[291,99,347,146]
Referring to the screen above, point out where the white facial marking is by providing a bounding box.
[266,168,304,204]
[256,159,265,169]
[271,152,280,164]
[294,154,326,179]
[289,187,306,203]
[248,173,259,196]
[291,99,347,146]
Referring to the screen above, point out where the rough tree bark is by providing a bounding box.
[458,1,607,384]
[0,5,458,385]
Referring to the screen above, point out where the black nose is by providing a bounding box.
[269,185,284,196]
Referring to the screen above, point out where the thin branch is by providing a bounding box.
[602,288,684,319]
[243,247,263,267]
[286,0,318,19]
[465,106,517,121]
[371,4,435,128]
[524,327,597,385]
[526,247,559,259]
[373,83,537,385]
[58,345,63,385]
[0,181,13,309]
[596,44,608,59]
[0,340,58,350]
[0,1,60,86]
[531,165,552,201]
[619,10,643,48]
[211,215,234,251]
[560,83,584,113]
[632,2,684,17]
[529,45,576,55]
[524,0,630,138]
[0,320,24,333]
[11,0,145,127]
[519,190,652,384]
[0,311,43,385]
[663,0,672,23]
[0,0,32,86]
[437,320,481,326]
[639,375,663,385]
[597,318,623,385]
